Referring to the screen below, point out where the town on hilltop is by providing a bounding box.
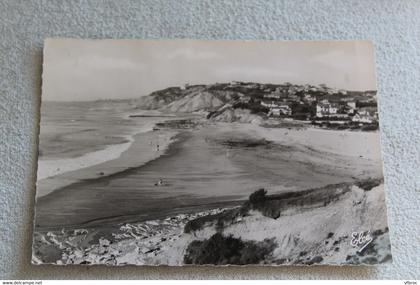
[249,81,379,130]
[136,81,380,131]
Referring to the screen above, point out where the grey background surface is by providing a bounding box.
[0,0,419,279]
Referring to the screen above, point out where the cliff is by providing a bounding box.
[134,82,377,124]
[182,179,391,265]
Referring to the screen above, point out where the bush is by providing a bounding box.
[183,233,276,265]
[232,102,269,114]
[356,178,382,191]
[249,188,267,205]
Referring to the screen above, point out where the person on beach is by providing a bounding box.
[156,144,160,151]
[154,179,164,186]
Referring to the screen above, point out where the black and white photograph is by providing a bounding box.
[32,39,392,266]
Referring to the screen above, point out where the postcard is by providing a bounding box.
[32,39,391,265]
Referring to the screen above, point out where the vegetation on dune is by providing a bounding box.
[184,179,381,234]
[356,178,383,191]
[183,188,273,234]
[248,188,267,204]
[183,232,276,265]
[232,101,269,114]
[183,178,387,265]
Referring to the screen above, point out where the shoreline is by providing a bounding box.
[37,134,136,181]
[35,120,384,230]
[37,116,380,185]
[36,121,179,198]
[36,109,169,181]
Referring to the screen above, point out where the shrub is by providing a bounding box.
[356,178,382,191]
[183,233,276,265]
[249,188,267,205]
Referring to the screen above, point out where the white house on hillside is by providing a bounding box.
[304,94,316,102]
[352,109,376,124]
[347,101,356,109]
[269,104,292,117]
[261,100,279,108]
[239,96,251,103]
[316,101,338,117]
[352,113,373,124]
[264,93,282,99]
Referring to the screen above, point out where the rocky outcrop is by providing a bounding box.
[135,84,243,112]
[32,208,230,265]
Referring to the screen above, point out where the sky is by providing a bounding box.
[43,39,377,101]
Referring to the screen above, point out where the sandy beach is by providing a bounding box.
[35,118,383,230]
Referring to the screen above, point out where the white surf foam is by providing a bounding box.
[37,123,155,181]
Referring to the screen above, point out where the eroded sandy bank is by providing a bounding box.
[32,181,391,266]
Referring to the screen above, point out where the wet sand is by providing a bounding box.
[35,122,383,230]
